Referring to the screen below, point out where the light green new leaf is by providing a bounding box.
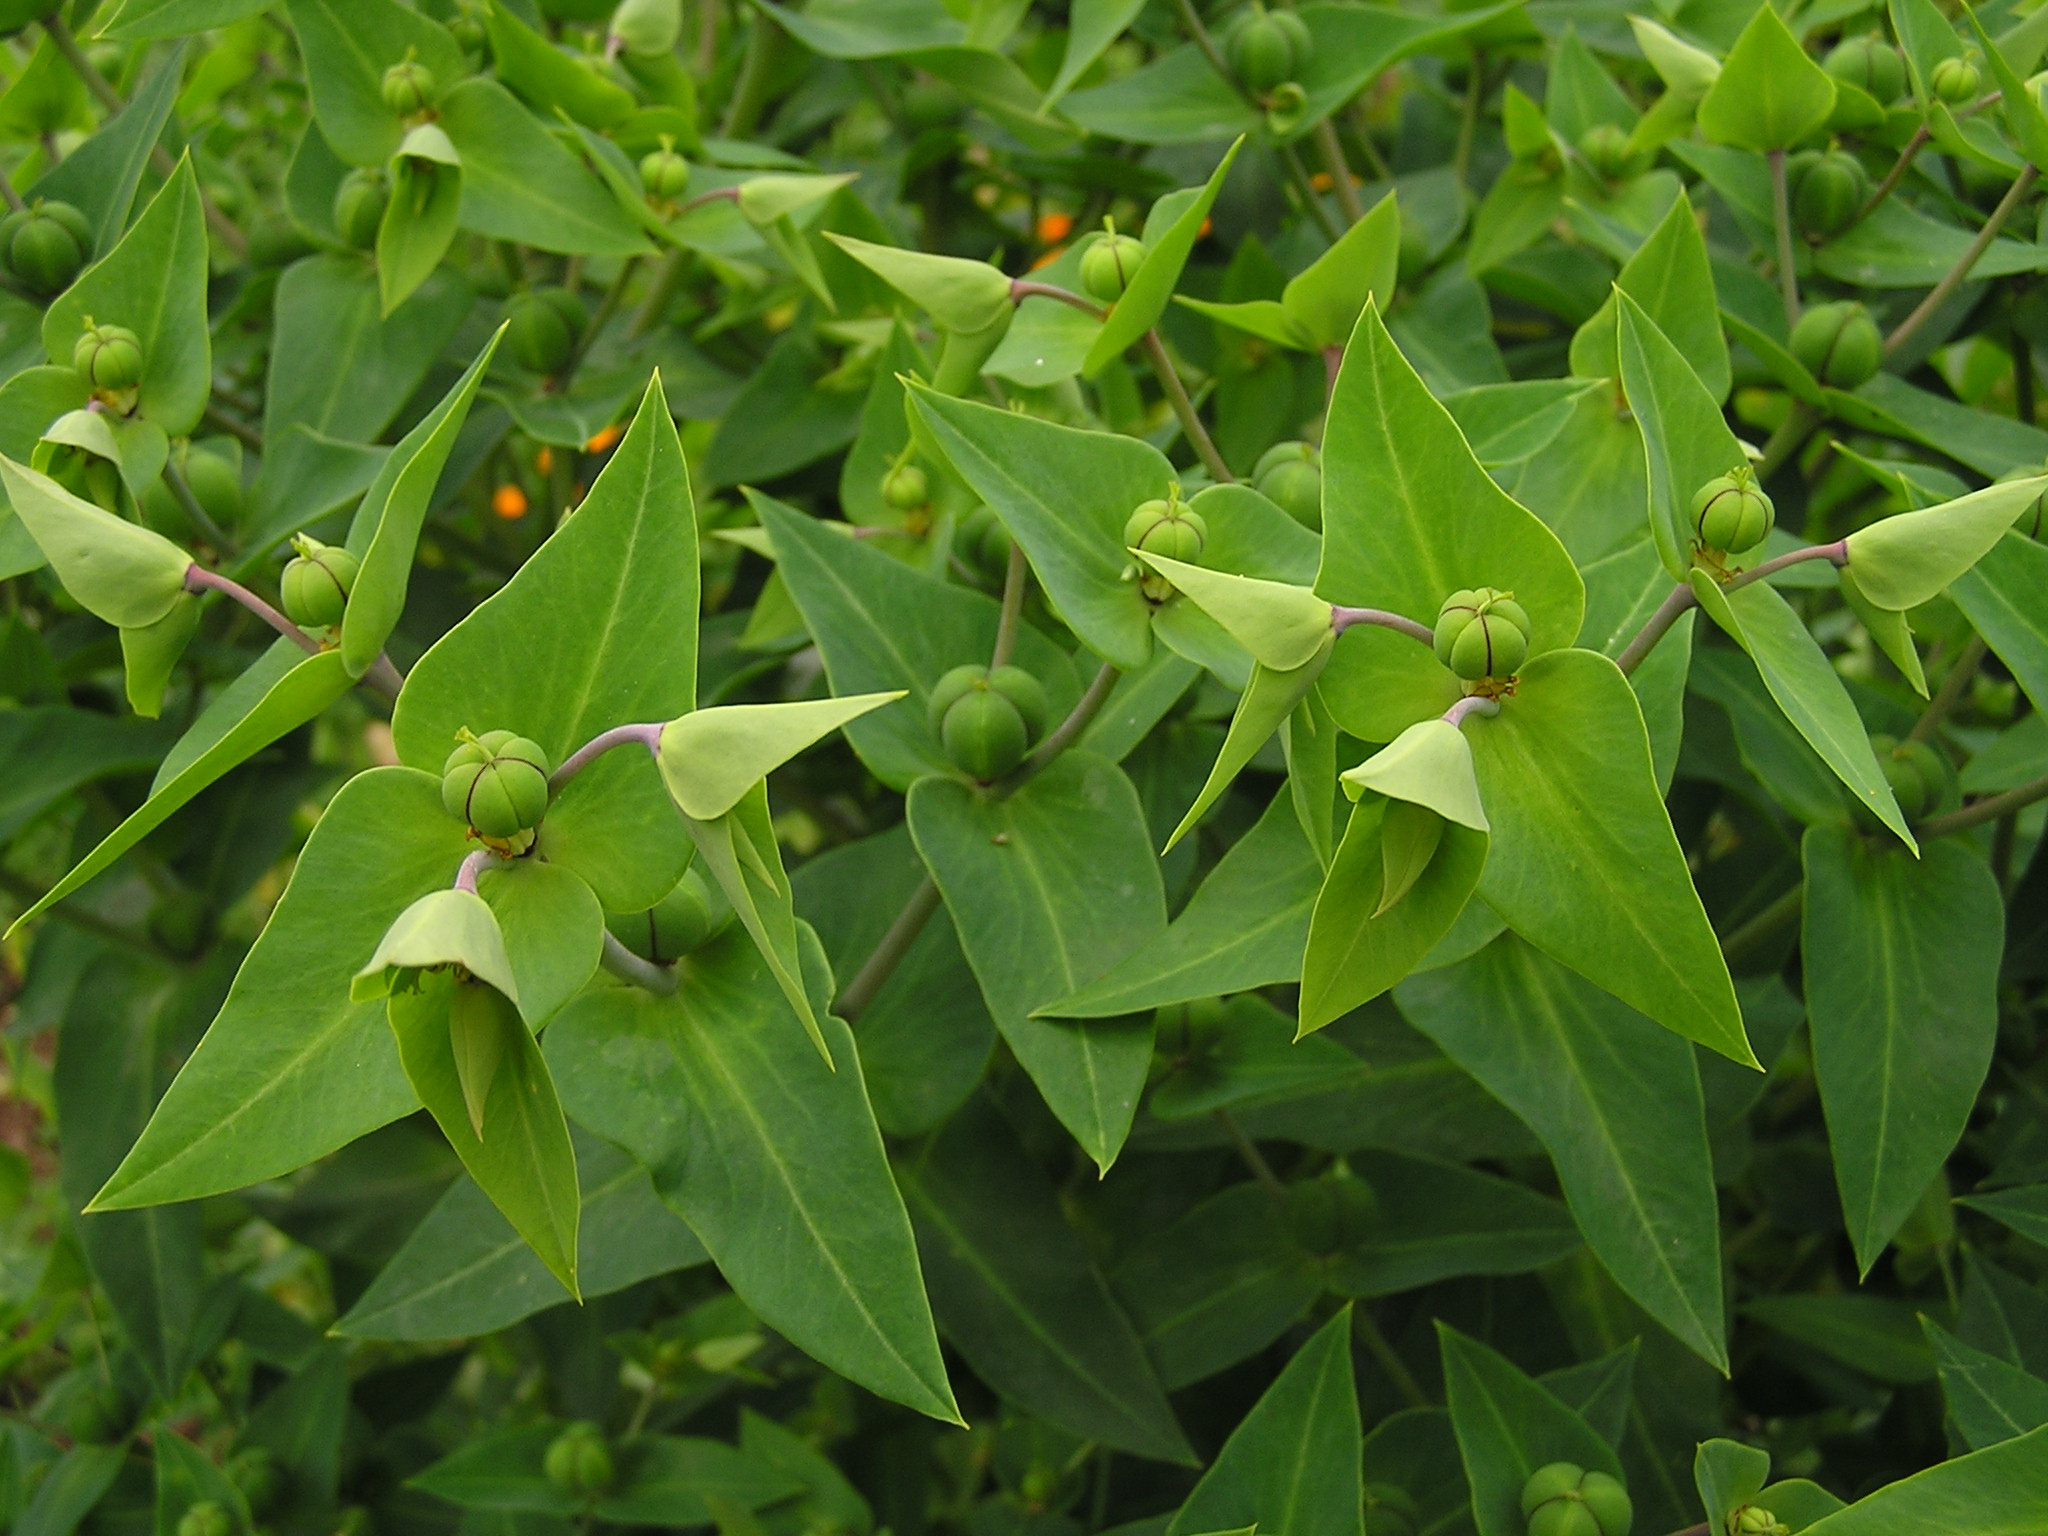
[1953,532,2048,712]
[1804,826,2003,1274]
[439,77,652,257]
[1165,634,1334,852]
[1439,1323,1621,1536]
[1696,2,1837,151]
[1283,190,1402,349]
[1845,477,2048,610]
[351,888,520,1004]
[1695,577,1913,848]
[340,328,501,675]
[1084,139,1243,376]
[1799,1422,2048,1534]
[1167,1308,1362,1536]
[912,752,1164,1172]
[546,927,961,1424]
[1616,290,1748,580]
[478,860,604,1027]
[286,0,466,166]
[737,173,858,226]
[0,454,188,628]
[119,592,199,718]
[43,155,210,436]
[1133,556,1333,671]
[1924,1319,2048,1450]
[901,1096,1194,1463]
[657,693,904,821]
[1571,191,1729,402]
[1045,0,1146,105]
[1466,648,1751,1066]
[91,768,468,1209]
[1342,717,1489,830]
[823,234,1014,333]
[1398,937,1728,1369]
[1176,295,1311,351]
[388,970,581,1295]
[1317,305,1582,741]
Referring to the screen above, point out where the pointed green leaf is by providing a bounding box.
[1341,717,1490,830]
[118,591,198,718]
[1696,2,1837,150]
[1953,532,2048,713]
[286,0,467,165]
[0,453,189,627]
[1174,295,1313,351]
[1165,635,1335,852]
[1845,477,2048,610]
[438,77,652,256]
[352,888,520,1003]
[1084,139,1243,376]
[1571,191,1729,401]
[657,692,904,821]
[822,234,1014,332]
[546,927,961,1424]
[1133,557,1333,671]
[1797,1423,2048,1533]
[1924,1319,2048,1451]
[736,172,858,226]
[1283,190,1402,349]
[375,124,464,315]
[1696,1440,1772,1535]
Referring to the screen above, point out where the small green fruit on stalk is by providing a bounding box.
[1124,495,1207,601]
[607,866,734,963]
[610,0,681,56]
[505,287,588,376]
[957,504,1014,586]
[1690,466,1773,556]
[1790,300,1880,387]
[279,534,360,629]
[544,1422,615,1498]
[1861,733,1953,826]
[1577,122,1635,180]
[1786,149,1868,239]
[1080,227,1146,302]
[1253,439,1322,529]
[1227,3,1311,94]
[930,663,1049,781]
[333,167,389,249]
[1729,1506,1789,1536]
[382,54,435,116]
[640,136,691,200]
[442,729,552,846]
[882,461,929,510]
[1,200,90,293]
[1931,53,1980,103]
[74,320,143,394]
[1520,1462,1632,1536]
[1433,588,1531,681]
[176,1503,230,1536]
[1824,35,1905,103]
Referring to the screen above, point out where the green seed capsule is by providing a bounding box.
[1433,587,1532,681]
[543,1422,614,1498]
[882,462,929,510]
[1253,440,1322,529]
[1123,496,1208,600]
[1824,35,1905,103]
[1729,1506,1789,1536]
[610,0,681,56]
[640,145,691,200]
[1690,468,1774,555]
[1577,122,1634,180]
[227,1447,283,1518]
[382,56,435,116]
[279,535,361,629]
[1080,232,1146,302]
[442,729,552,841]
[1788,149,1868,239]
[505,289,581,375]
[182,447,245,526]
[1868,733,1951,822]
[177,1502,232,1536]
[333,167,389,249]
[1520,1462,1632,1536]
[606,867,733,962]
[1789,300,1881,388]
[957,504,1014,587]
[1932,54,1980,103]
[73,320,144,392]
[9,203,87,294]
[942,686,1029,780]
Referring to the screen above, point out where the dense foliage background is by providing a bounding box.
[5,2,2048,1535]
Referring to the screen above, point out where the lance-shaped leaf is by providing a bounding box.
[351,887,520,1004]
[656,693,904,822]
[287,0,467,165]
[1179,188,1400,352]
[1923,1319,2048,1450]
[1845,477,2048,610]
[1317,305,1582,741]
[485,0,637,127]
[1794,1422,2048,1533]
[120,593,199,719]
[1342,717,1491,831]
[1440,1324,1622,1536]
[376,123,463,315]
[0,454,189,627]
[1839,565,1929,696]
[340,327,501,675]
[1084,139,1243,377]
[1691,574,1913,848]
[737,172,858,226]
[1617,289,1749,580]
[822,234,1014,333]
[1466,647,1753,1065]
[1696,2,1836,150]
[1696,1440,1772,1535]
[1165,633,1335,851]
[1133,555,1333,671]
[1961,4,2048,175]
[1571,190,1728,401]
[546,927,962,1425]
[43,155,210,436]
[388,968,580,1295]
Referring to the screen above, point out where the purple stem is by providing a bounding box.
[1613,540,1849,677]
[1331,605,1435,646]
[454,849,497,893]
[550,721,664,793]
[1009,279,1105,319]
[185,564,320,657]
[1442,694,1500,728]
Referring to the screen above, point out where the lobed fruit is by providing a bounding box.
[1081,231,1146,302]
[1433,587,1532,681]
[1253,439,1322,529]
[442,729,552,841]
[1690,468,1774,555]
[607,866,733,963]
[279,535,360,629]
[1824,35,1905,103]
[1787,149,1869,239]
[930,663,1049,781]
[333,167,389,249]
[1520,1462,1632,1536]
[5,200,90,294]
[1789,300,1881,388]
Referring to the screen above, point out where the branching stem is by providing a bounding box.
[836,876,942,1021]
[1331,605,1434,645]
[185,564,320,657]
[1885,164,2037,360]
[550,721,664,793]
[1918,769,2048,838]
[1010,279,1104,318]
[1442,694,1499,728]
[1908,633,1986,744]
[1614,542,1848,676]
[601,930,679,995]
[1768,149,1801,329]
[1142,330,1233,484]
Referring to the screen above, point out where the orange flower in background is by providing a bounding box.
[492,484,529,519]
[586,423,623,453]
[1036,211,1073,244]
[1310,171,1332,191]
[1199,217,1213,238]
[534,445,554,475]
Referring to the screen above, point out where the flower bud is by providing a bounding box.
[1253,440,1321,530]
[1789,300,1881,388]
[1521,1463,1632,1536]
[1081,231,1146,302]
[1689,467,1773,555]
[882,462,929,510]
[1228,5,1311,94]
[610,0,681,56]
[1433,587,1532,681]
[1824,36,1905,103]
[1365,1484,1421,1536]
[1787,149,1868,239]
[177,1502,232,1536]
[1264,80,1310,137]
[640,141,691,200]
[333,167,389,249]
[73,319,143,393]
[958,504,1014,587]
[1867,733,1952,823]
[1578,122,1634,180]
[931,663,1048,781]
[1729,1506,1789,1536]
[6,201,89,294]
[381,55,436,116]
[442,728,552,841]
[1123,496,1207,601]
[505,287,586,375]
[280,534,360,629]
[1931,54,1980,104]
[543,1422,615,1499]
[607,866,733,963]
[228,1447,283,1518]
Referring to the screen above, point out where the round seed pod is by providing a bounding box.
[441,729,552,840]
[607,866,733,962]
[1788,149,1869,239]
[942,686,1030,780]
[227,1448,283,1519]
[1789,300,1881,388]
[73,320,143,392]
[1521,1462,1632,1536]
[1824,35,1905,103]
[1689,469,1774,554]
[610,0,681,56]
[177,1503,232,1536]
[1229,7,1307,94]
[1868,733,1953,823]
[1253,440,1322,529]
[505,289,580,375]
[9,203,89,294]
[957,504,1014,587]
[181,446,245,527]
[1730,1507,1790,1536]
[1932,54,1981,104]
[333,167,389,249]
[279,535,361,629]
[640,144,691,200]
[1577,122,1634,179]
[1080,232,1146,301]
[1123,496,1208,600]
[1433,587,1532,680]
[381,56,436,116]
[882,462,930,510]
[543,1422,615,1498]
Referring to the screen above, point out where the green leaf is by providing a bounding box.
[1844,478,2048,611]
[89,768,468,1209]
[1465,648,1750,1065]
[821,234,1013,332]
[1398,936,1728,1370]
[901,1096,1194,1462]
[352,888,520,1004]
[1084,140,1242,376]
[1616,288,1748,580]
[154,1433,252,1536]
[339,328,500,675]
[1745,1293,1935,1383]
[1336,1150,1581,1297]
[286,0,466,165]
[396,378,697,912]
[1803,826,2003,1273]
[1696,1440,1772,1535]
[1051,787,1320,1017]
[1958,1185,2048,1246]
[439,78,652,256]
[1954,532,2048,712]
[1284,190,1402,349]
[1132,559,1333,672]
[43,154,210,436]
[120,592,199,718]
[911,385,1168,669]
[545,927,961,1424]
[1167,1308,1363,1536]
[1690,646,1846,825]
[1697,578,1913,848]
[0,705,173,845]
[28,39,185,251]
[0,453,189,627]
[14,1446,125,1536]
[912,753,1163,1171]
[1343,717,1490,829]
[1163,645,1334,853]
[1571,190,1729,401]
[1924,1319,2048,1451]
[485,1,638,129]
[656,693,904,821]
[375,123,463,315]
[1798,1425,2048,1532]
[1696,2,1837,150]
[478,860,604,1027]
[1439,1323,1621,1536]
[1317,305,1582,741]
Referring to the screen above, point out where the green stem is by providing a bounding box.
[1853,124,1928,228]
[629,249,688,337]
[1917,768,2048,838]
[1720,883,1802,964]
[163,458,232,552]
[1885,164,2038,360]
[1756,401,1819,480]
[203,403,263,453]
[1311,118,1364,224]
[1353,1310,1430,1410]
[1142,330,1234,483]
[600,931,678,995]
[1279,140,1344,243]
[991,542,1027,668]
[835,875,941,1021]
[1908,633,1986,744]
[1452,51,1485,194]
[1217,1108,1287,1200]
[558,256,638,387]
[719,9,783,138]
[1769,149,1801,329]
[1173,0,1253,105]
